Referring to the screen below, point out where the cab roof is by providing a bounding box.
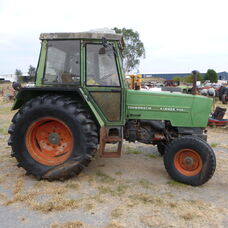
[40,32,123,41]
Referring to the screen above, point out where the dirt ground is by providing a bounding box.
[0,100,227,228]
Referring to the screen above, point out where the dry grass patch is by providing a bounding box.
[181,212,196,220]
[220,144,228,149]
[141,215,167,228]
[105,223,125,228]
[0,193,6,202]
[98,186,113,195]
[31,194,79,212]
[98,183,129,197]
[0,176,6,184]
[129,193,163,205]
[139,179,153,189]
[89,193,106,204]
[65,181,80,190]
[13,178,24,194]
[111,208,123,219]
[50,221,87,228]
[83,203,94,211]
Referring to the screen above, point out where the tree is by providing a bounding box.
[113,27,145,73]
[28,65,36,77]
[204,69,218,83]
[15,69,23,82]
[173,76,181,82]
[182,72,203,83]
[183,75,193,83]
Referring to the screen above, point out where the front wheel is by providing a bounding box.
[164,136,216,186]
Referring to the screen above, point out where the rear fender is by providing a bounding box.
[12,87,104,127]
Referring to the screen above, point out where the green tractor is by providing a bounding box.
[8,32,216,186]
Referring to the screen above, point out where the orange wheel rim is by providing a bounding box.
[174,149,203,176]
[26,118,73,166]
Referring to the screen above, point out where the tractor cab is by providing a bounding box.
[38,33,124,88]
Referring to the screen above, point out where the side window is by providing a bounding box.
[86,44,120,86]
[43,40,80,84]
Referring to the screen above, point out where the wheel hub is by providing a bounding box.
[184,156,194,166]
[174,149,203,176]
[26,118,73,166]
[48,132,60,144]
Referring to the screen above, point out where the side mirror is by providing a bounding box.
[102,37,108,47]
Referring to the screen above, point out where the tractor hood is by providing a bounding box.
[126,90,213,127]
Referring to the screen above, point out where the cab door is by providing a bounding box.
[82,42,125,126]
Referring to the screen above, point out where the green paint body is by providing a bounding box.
[13,34,212,128]
[126,90,212,127]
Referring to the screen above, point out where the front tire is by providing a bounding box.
[164,136,216,186]
[8,95,98,180]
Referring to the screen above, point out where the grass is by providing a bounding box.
[111,208,122,219]
[0,105,12,114]
[96,170,115,183]
[0,193,6,201]
[13,178,24,194]
[90,193,105,204]
[139,179,152,189]
[167,180,187,187]
[126,146,142,154]
[0,176,5,184]
[145,154,159,158]
[210,143,219,148]
[65,182,79,189]
[0,127,8,135]
[105,223,125,228]
[115,183,129,195]
[98,186,113,195]
[129,193,163,205]
[169,202,177,208]
[31,196,79,212]
[83,203,94,211]
[98,183,129,196]
[181,213,196,220]
[50,221,85,228]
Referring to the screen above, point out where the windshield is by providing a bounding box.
[43,40,80,84]
[86,44,120,86]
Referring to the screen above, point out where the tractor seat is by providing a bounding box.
[62,72,74,83]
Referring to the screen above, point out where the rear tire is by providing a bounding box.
[164,136,216,186]
[8,95,98,180]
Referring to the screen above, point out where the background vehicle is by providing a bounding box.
[8,32,216,186]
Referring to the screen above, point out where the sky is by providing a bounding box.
[0,0,228,75]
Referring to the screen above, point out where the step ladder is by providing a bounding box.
[98,127,123,158]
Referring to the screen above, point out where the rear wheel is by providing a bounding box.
[8,95,98,180]
[164,136,216,186]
